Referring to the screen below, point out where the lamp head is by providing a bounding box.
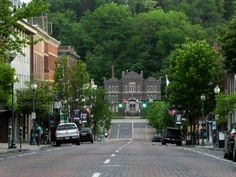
[214,85,220,94]
[200,94,206,101]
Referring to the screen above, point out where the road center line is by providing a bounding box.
[104,159,110,164]
[92,173,101,177]
[145,124,149,142]
[117,127,120,140]
[115,150,119,153]
[111,154,115,157]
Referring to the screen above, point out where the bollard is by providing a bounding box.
[8,125,12,149]
[19,127,23,151]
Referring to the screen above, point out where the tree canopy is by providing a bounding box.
[215,93,236,126]
[219,16,236,73]
[167,40,224,122]
[75,4,205,85]
[0,0,48,62]
[147,101,175,131]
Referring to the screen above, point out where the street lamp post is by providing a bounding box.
[30,83,37,145]
[213,85,220,147]
[200,94,206,146]
[9,75,17,149]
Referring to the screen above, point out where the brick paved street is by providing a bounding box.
[0,140,235,177]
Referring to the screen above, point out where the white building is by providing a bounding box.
[11,20,37,90]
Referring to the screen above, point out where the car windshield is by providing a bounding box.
[167,129,181,136]
[80,128,91,133]
[57,124,77,130]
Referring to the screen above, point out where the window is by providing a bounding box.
[150,86,153,92]
[129,82,136,92]
[137,85,140,92]
[125,86,128,92]
[108,86,111,92]
[154,86,157,92]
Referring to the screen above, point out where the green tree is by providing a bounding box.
[167,40,224,143]
[77,6,205,85]
[156,0,224,27]
[0,64,15,104]
[76,3,132,85]
[223,0,235,20]
[125,10,205,78]
[0,0,48,62]
[90,87,112,138]
[219,16,236,73]
[54,58,90,114]
[147,101,175,131]
[215,93,236,129]
[49,11,78,45]
[16,82,54,124]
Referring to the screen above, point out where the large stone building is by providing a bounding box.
[104,71,161,116]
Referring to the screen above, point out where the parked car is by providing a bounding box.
[152,133,161,142]
[161,127,182,146]
[224,128,236,161]
[55,123,80,146]
[80,127,94,143]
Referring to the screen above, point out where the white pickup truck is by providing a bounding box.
[55,122,80,146]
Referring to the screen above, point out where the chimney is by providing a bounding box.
[112,64,115,78]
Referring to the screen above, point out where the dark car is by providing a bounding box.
[161,127,182,146]
[80,127,94,143]
[224,128,236,161]
[152,133,161,142]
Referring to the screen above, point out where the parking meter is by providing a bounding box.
[8,125,12,148]
[19,127,23,150]
[19,127,23,137]
[8,125,12,135]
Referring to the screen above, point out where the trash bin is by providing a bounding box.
[218,140,224,148]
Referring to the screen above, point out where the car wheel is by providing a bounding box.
[91,139,94,143]
[224,151,228,159]
[56,141,60,146]
[176,141,182,146]
[233,149,236,162]
[228,151,233,160]
[76,140,80,145]
[161,140,166,145]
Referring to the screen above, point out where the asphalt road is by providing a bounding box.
[0,120,235,177]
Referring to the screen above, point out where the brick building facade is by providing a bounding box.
[104,71,161,116]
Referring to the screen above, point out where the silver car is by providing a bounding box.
[55,123,80,146]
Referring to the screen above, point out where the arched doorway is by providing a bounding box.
[125,98,140,116]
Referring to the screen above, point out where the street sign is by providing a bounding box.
[212,121,216,130]
[176,114,182,124]
[31,112,36,120]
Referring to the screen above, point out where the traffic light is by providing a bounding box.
[142,102,147,108]
[118,103,123,108]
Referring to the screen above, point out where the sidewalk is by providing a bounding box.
[0,143,51,154]
[184,142,224,151]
